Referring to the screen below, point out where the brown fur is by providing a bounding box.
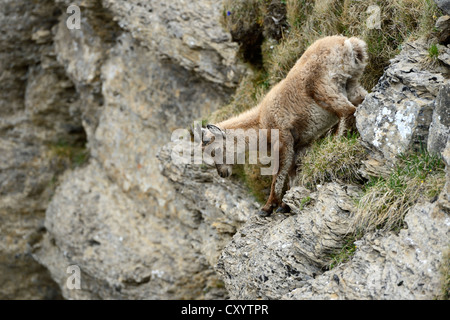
[203,35,368,216]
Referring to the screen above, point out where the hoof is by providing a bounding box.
[275,207,286,214]
[276,204,291,214]
[257,210,272,217]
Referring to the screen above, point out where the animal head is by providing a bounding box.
[201,124,233,178]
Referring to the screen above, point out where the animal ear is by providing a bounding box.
[206,124,225,138]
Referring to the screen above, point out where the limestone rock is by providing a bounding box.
[439,140,450,211]
[157,141,259,266]
[356,39,450,162]
[101,0,246,87]
[0,0,81,299]
[34,2,237,298]
[435,15,450,45]
[434,0,450,15]
[52,1,121,141]
[283,139,450,301]
[216,183,361,299]
[93,32,230,201]
[284,200,449,300]
[2,0,240,299]
[33,161,227,299]
[428,84,450,156]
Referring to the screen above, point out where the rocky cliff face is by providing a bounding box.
[1,0,449,300]
[1,0,243,299]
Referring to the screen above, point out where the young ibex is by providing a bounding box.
[203,35,368,217]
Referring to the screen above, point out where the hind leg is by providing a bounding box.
[274,160,297,214]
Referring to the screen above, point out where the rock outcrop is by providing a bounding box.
[284,200,449,300]
[356,39,450,162]
[435,0,450,15]
[216,184,361,299]
[0,0,83,300]
[428,85,450,155]
[31,0,243,299]
[1,0,448,300]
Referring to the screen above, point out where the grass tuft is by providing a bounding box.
[48,139,89,169]
[327,235,359,270]
[266,0,441,89]
[353,149,446,233]
[297,132,367,189]
[428,43,440,58]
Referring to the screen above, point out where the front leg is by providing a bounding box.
[330,96,356,137]
[337,80,367,136]
[258,132,294,217]
[313,82,357,137]
[346,80,368,107]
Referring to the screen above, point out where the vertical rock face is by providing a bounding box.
[428,85,450,155]
[100,0,246,87]
[434,0,450,15]
[284,200,449,300]
[36,0,246,299]
[1,0,244,299]
[0,0,81,300]
[34,29,234,298]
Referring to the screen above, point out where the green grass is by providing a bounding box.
[265,0,442,89]
[327,236,359,270]
[428,43,440,58]
[353,149,446,233]
[297,132,367,190]
[48,139,89,169]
